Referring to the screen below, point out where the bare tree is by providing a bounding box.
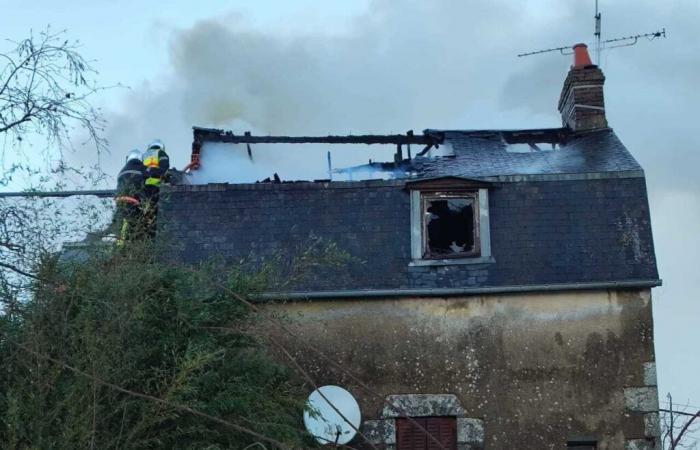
[0,28,112,310]
[662,394,700,449]
[0,27,106,149]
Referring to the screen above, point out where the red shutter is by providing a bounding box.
[396,417,457,450]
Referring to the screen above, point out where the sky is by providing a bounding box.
[3,0,699,415]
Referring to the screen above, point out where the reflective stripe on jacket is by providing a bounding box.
[116,159,146,198]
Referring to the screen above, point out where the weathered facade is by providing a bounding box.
[159,44,661,449]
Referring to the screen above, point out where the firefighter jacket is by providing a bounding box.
[116,159,146,199]
[143,147,170,187]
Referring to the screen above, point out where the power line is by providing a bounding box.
[660,408,700,418]
[193,268,450,450]
[662,400,700,411]
[265,332,379,450]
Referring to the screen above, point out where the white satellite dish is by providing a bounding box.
[303,385,361,446]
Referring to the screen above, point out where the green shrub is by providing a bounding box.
[0,241,316,449]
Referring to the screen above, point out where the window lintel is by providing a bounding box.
[404,176,493,192]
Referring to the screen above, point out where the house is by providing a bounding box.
[159,44,661,449]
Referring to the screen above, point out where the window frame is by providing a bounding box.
[410,187,493,266]
[420,191,481,260]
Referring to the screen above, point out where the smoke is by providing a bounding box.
[69,0,700,405]
[92,0,565,184]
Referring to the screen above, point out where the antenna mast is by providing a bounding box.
[517,1,665,61]
[594,0,602,65]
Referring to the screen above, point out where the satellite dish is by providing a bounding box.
[303,385,361,446]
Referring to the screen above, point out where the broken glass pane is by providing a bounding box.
[425,197,476,257]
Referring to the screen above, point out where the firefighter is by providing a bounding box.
[143,139,170,199]
[114,149,146,245]
[142,139,170,236]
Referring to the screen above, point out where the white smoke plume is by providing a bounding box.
[92,0,566,184]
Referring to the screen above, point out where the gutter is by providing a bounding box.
[260,279,662,301]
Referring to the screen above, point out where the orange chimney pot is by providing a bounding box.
[572,43,593,68]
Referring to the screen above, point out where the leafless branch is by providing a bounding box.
[0,27,108,153]
[661,393,700,449]
[0,28,114,304]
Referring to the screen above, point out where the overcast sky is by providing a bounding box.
[3,0,699,413]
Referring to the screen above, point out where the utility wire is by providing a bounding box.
[3,219,449,449]
[265,332,379,450]
[662,400,700,411]
[660,408,700,419]
[196,269,449,450]
[4,255,444,449]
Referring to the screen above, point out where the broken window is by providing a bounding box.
[421,193,480,259]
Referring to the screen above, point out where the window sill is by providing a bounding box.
[409,256,495,267]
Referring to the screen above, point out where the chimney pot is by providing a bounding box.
[572,43,593,68]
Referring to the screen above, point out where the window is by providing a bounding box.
[396,417,457,450]
[422,193,479,259]
[408,178,492,265]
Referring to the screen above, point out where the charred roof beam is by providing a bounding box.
[192,127,444,146]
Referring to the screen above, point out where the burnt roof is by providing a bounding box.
[191,126,642,182]
[412,128,641,181]
[163,126,658,298]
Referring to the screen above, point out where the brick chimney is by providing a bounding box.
[557,43,608,131]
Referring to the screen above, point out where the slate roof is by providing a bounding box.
[413,128,642,180]
[159,127,660,298]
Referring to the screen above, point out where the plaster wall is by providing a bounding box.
[266,288,658,449]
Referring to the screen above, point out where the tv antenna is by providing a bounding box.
[517,1,665,63]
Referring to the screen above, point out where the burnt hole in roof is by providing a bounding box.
[506,142,561,153]
[502,129,568,153]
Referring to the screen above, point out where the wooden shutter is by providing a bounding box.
[396,417,457,450]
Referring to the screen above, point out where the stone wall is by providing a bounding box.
[265,289,659,449]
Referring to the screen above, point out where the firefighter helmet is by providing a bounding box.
[146,139,165,152]
[126,149,142,162]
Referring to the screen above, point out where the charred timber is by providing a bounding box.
[193,127,444,146]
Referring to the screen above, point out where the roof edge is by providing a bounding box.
[478,169,645,183]
[258,279,662,302]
